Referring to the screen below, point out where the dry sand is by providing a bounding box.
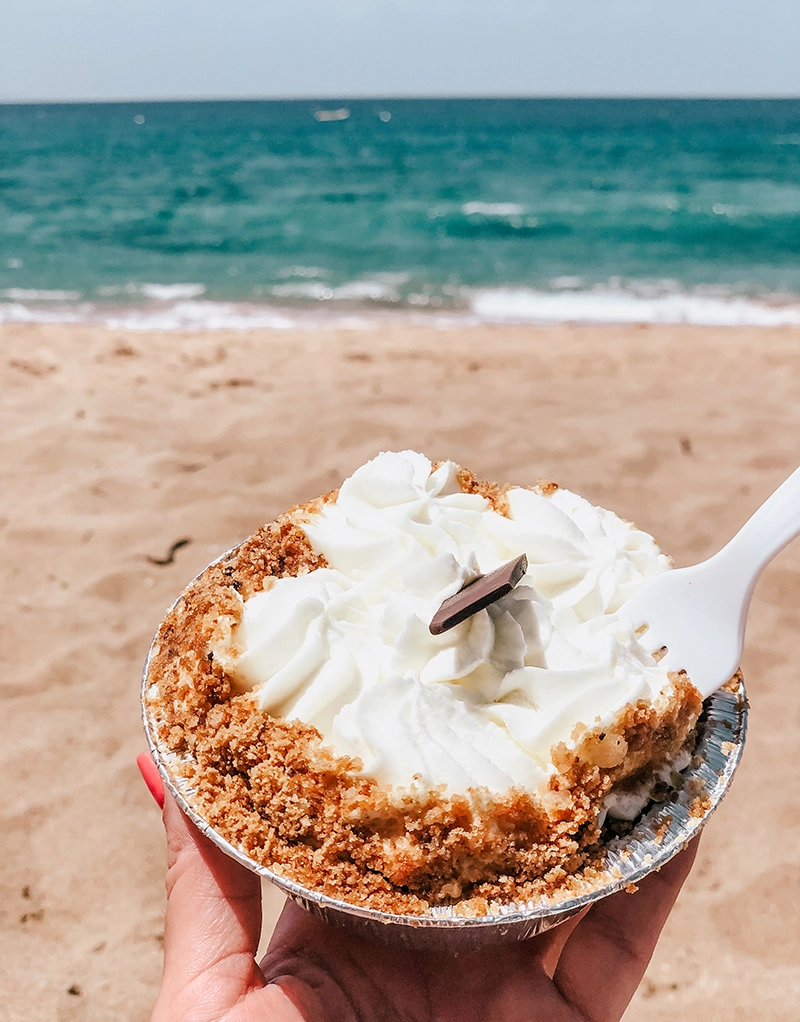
[1,319,800,1021]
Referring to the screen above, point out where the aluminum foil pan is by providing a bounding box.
[141,553,748,951]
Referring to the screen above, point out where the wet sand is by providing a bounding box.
[1,319,800,1020]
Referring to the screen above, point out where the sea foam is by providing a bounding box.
[470,288,800,328]
[3,285,800,332]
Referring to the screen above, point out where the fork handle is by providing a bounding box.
[715,464,800,595]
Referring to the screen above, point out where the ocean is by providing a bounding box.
[2,98,800,329]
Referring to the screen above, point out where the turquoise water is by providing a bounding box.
[2,98,800,326]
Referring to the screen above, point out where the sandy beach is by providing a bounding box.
[2,318,800,1021]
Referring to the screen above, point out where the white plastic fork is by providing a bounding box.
[619,464,800,698]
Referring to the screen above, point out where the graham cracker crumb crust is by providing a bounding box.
[144,469,703,916]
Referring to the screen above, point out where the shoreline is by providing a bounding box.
[5,284,800,333]
[3,319,800,1019]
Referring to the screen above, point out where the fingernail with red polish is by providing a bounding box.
[137,753,165,809]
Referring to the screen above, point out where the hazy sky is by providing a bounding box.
[2,0,799,103]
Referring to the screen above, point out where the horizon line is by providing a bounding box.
[3,93,800,107]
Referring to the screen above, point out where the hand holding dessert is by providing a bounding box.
[140,757,699,1022]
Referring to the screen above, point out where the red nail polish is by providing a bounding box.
[137,753,165,809]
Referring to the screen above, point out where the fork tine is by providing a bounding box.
[630,624,668,657]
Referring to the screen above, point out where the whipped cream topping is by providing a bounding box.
[222,451,673,796]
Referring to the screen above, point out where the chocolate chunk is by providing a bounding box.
[429,554,528,635]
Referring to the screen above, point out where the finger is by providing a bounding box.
[153,781,265,1018]
[553,839,700,1022]
[263,901,454,1022]
[261,901,410,1022]
[535,908,589,978]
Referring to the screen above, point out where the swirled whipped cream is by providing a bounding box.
[221,451,673,796]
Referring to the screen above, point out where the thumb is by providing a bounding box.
[139,756,266,1019]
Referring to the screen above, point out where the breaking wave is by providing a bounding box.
[3,279,800,331]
